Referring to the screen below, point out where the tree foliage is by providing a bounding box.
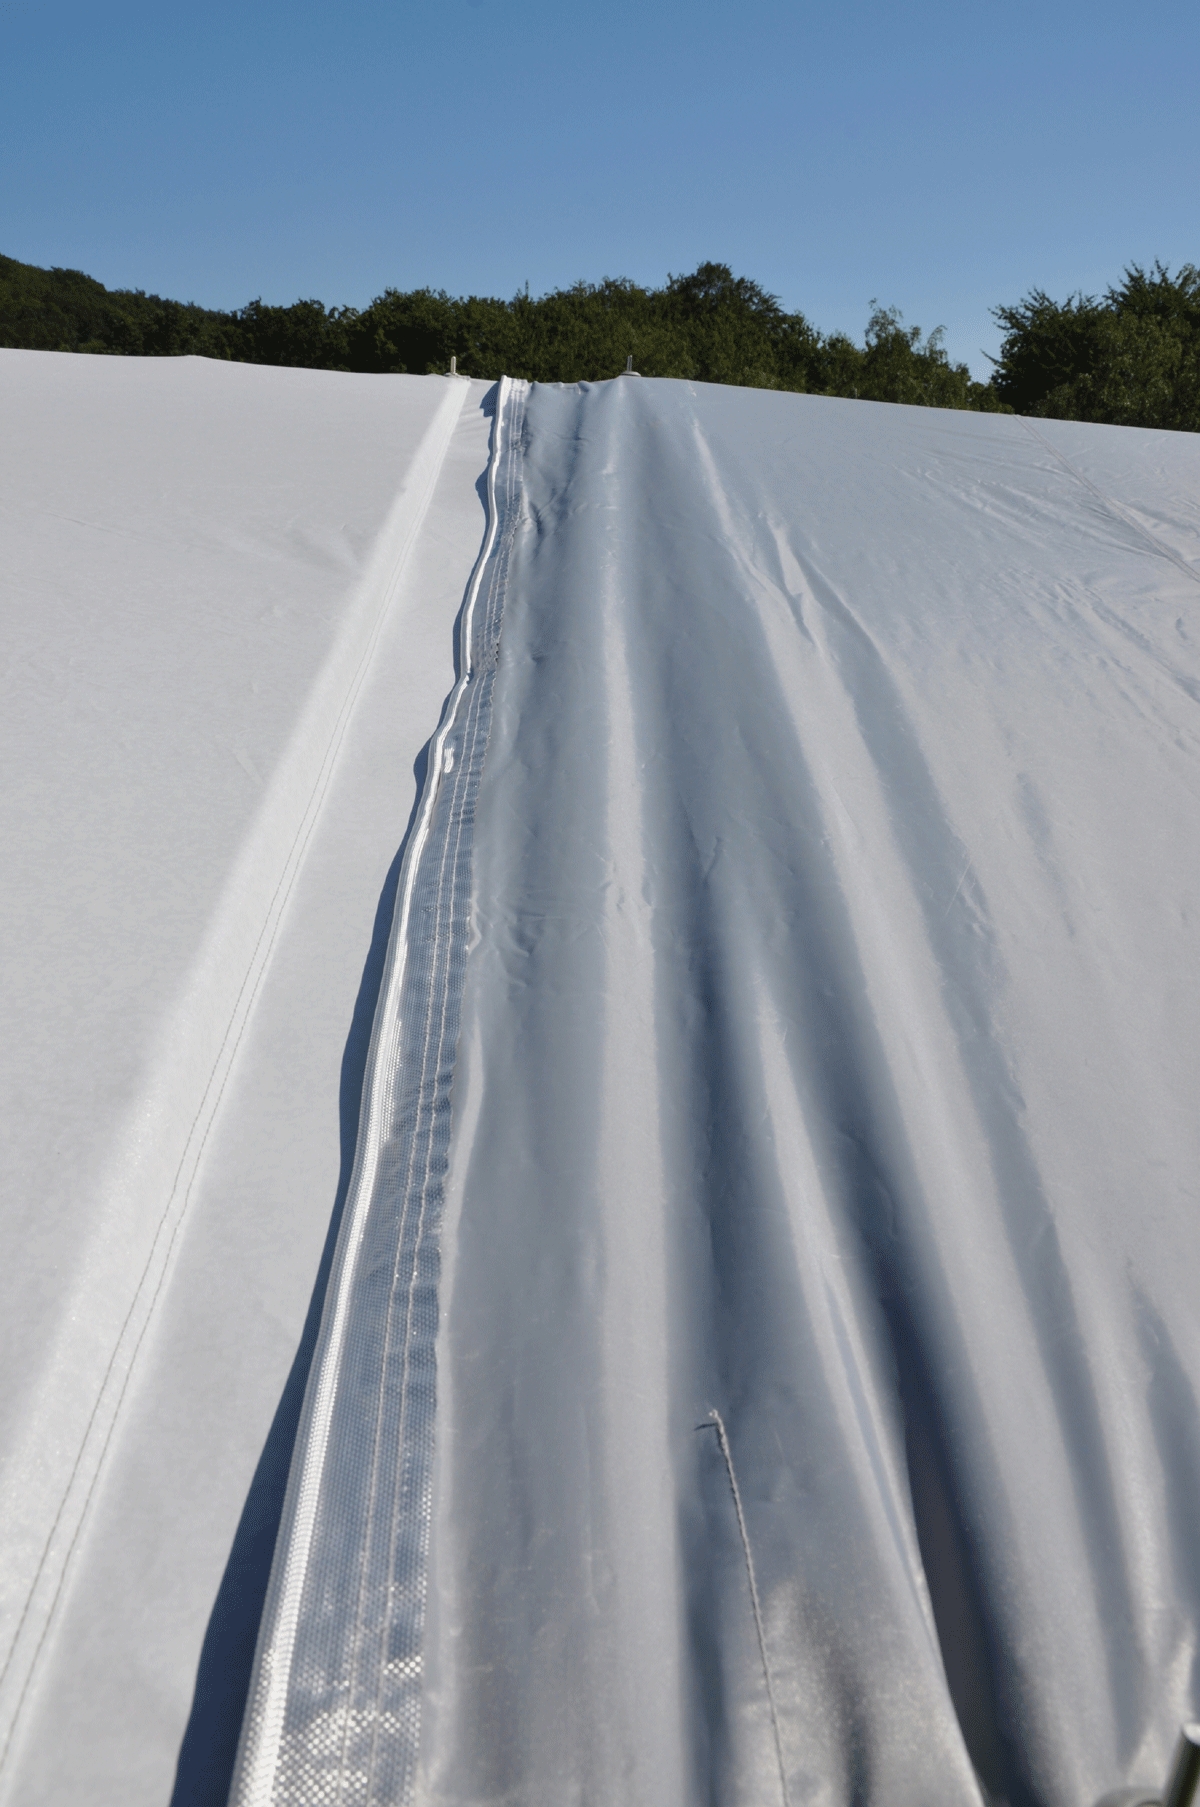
[0,253,242,358]
[0,251,1002,411]
[992,263,1200,430]
[12,246,1200,428]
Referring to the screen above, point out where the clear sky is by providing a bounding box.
[2,0,1197,378]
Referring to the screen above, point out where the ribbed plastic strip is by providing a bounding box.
[231,376,528,1807]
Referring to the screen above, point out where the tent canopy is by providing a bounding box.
[2,351,1199,1807]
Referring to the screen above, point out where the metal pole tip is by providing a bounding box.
[1163,1724,1200,1807]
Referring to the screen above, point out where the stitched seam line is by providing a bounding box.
[703,1410,791,1807]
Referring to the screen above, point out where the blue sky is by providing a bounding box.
[2,0,1197,377]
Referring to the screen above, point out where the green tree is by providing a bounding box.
[0,253,241,357]
[993,264,1200,429]
[1,248,1012,413]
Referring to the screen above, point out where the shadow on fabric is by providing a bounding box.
[166,762,419,1807]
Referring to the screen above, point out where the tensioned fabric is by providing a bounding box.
[240,377,1200,1807]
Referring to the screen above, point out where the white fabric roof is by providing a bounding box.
[0,351,493,1803]
[2,354,1200,1807]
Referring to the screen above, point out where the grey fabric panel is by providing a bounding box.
[419,380,1200,1807]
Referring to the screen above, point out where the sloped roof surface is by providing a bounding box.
[3,357,1200,1807]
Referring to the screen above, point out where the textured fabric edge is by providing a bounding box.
[229,375,527,1807]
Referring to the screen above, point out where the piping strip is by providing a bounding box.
[232,376,528,1807]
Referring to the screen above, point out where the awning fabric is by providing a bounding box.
[4,357,1200,1807]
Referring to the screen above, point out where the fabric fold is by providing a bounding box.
[420,380,1200,1807]
[238,375,1200,1807]
[232,377,528,1807]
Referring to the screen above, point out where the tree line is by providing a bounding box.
[2,250,1198,429]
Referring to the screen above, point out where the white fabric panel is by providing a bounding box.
[0,352,493,1803]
